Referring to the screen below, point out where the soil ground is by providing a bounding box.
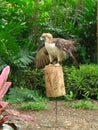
[10,101,98,130]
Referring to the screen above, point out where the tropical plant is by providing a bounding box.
[0,66,34,129]
[0,66,12,125]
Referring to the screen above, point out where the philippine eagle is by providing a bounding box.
[35,33,80,69]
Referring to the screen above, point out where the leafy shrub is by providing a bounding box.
[18,102,47,111]
[11,64,97,100]
[32,69,46,96]
[15,64,98,100]
[65,100,98,110]
[72,100,98,110]
[6,87,45,103]
[0,1,35,71]
[4,64,98,102]
[64,64,98,99]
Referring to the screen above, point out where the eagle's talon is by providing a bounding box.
[49,63,53,66]
[54,63,60,67]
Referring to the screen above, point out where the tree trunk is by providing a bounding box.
[44,65,66,97]
[97,0,98,63]
[33,0,39,44]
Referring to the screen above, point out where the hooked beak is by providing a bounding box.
[40,36,45,41]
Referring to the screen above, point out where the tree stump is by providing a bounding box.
[44,64,66,97]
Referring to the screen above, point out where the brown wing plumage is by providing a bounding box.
[35,44,50,68]
[53,38,76,53]
[54,38,80,69]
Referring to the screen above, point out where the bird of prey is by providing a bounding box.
[35,33,80,69]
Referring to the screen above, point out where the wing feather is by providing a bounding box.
[53,38,80,69]
[53,38,75,53]
[35,44,50,68]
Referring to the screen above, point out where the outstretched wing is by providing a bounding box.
[35,44,50,68]
[53,38,76,53]
[53,38,80,69]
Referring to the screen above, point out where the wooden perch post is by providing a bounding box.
[44,64,66,97]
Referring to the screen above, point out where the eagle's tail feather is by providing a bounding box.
[62,47,79,69]
[69,52,80,69]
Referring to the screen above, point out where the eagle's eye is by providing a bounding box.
[40,36,45,41]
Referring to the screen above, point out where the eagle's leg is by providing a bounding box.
[49,55,54,65]
[55,56,62,66]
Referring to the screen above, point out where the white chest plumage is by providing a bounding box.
[45,42,66,63]
[45,42,61,57]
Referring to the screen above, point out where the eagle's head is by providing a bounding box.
[40,33,53,43]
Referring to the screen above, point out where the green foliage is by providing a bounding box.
[39,0,96,63]
[5,88,45,103]
[0,0,97,99]
[65,100,98,110]
[8,68,45,96]
[64,65,98,99]
[11,64,97,100]
[0,0,36,71]
[32,69,46,95]
[75,0,97,63]
[4,65,98,102]
[18,102,47,111]
[64,91,76,101]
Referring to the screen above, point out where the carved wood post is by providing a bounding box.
[44,65,66,97]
